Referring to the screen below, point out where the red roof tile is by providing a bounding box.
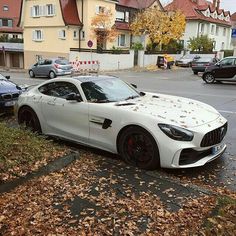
[118,0,158,9]
[0,0,22,33]
[165,0,231,26]
[231,12,236,22]
[59,0,82,26]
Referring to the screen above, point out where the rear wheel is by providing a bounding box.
[49,71,56,79]
[203,73,215,84]
[118,126,160,170]
[18,107,41,133]
[29,70,35,78]
[193,71,198,75]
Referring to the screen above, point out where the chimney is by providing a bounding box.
[213,0,216,8]
[216,0,220,10]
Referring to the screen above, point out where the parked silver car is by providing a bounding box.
[29,58,73,79]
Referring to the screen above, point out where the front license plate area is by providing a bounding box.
[212,143,224,155]
[5,101,15,107]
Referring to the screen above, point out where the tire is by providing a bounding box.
[193,71,198,75]
[118,126,160,170]
[203,73,215,84]
[18,106,41,133]
[29,70,35,78]
[49,71,56,79]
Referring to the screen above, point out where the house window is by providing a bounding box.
[96,6,105,14]
[211,25,215,35]
[3,5,8,11]
[216,26,219,36]
[118,34,126,47]
[59,30,66,39]
[73,30,79,39]
[223,28,226,36]
[31,5,40,17]
[32,30,43,41]
[116,11,125,21]
[200,23,205,34]
[80,30,85,40]
[0,19,13,27]
[46,4,55,16]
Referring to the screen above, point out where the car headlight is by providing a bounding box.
[158,124,194,141]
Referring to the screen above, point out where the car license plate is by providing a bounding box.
[5,101,15,107]
[212,143,224,155]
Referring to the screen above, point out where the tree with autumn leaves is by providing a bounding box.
[91,9,117,51]
[130,8,186,50]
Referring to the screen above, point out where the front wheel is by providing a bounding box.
[193,71,198,75]
[203,73,215,84]
[49,71,56,79]
[118,126,160,170]
[18,107,41,133]
[29,70,35,78]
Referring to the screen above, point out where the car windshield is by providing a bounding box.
[55,59,69,65]
[81,78,140,103]
[182,55,195,59]
[196,57,212,62]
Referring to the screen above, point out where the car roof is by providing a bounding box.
[72,75,118,83]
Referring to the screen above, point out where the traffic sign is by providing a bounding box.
[87,40,93,48]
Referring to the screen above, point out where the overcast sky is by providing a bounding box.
[160,0,236,14]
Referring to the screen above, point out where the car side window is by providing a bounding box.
[38,82,81,100]
[38,60,45,66]
[44,59,52,65]
[220,58,234,66]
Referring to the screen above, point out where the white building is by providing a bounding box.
[165,0,232,51]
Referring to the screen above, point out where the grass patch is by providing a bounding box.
[0,122,68,182]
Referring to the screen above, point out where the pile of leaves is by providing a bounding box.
[0,122,68,182]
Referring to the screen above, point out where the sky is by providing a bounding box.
[160,0,236,14]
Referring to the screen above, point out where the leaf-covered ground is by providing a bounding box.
[0,117,235,235]
[0,122,69,182]
[0,152,235,235]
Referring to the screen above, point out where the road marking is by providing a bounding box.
[218,110,236,114]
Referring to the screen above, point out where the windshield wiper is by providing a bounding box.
[96,99,116,103]
[125,95,139,100]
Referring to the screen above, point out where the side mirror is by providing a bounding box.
[66,93,82,102]
[5,75,10,80]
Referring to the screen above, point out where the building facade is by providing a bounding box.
[165,0,232,51]
[0,0,23,68]
[19,0,163,69]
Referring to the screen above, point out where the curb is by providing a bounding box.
[0,151,79,194]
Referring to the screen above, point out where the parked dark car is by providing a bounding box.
[202,56,236,84]
[192,57,219,75]
[29,58,73,79]
[175,54,201,67]
[0,74,22,113]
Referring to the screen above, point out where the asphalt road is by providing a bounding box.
[2,68,236,191]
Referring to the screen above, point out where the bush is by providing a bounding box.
[222,50,233,57]
[131,42,144,51]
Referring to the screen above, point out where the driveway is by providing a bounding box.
[3,68,236,191]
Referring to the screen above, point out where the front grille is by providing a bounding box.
[1,93,19,100]
[179,148,212,165]
[201,123,227,147]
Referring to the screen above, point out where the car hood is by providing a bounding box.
[178,58,192,63]
[0,80,19,93]
[116,93,220,128]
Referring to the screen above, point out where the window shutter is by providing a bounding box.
[125,12,129,22]
[41,30,44,40]
[53,5,56,15]
[30,7,34,17]
[95,6,99,14]
[58,30,62,39]
[0,19,2,27]
[39,6,43,16]
[42,5,46,16]
[32,30,36,40]
[8,20,13,27]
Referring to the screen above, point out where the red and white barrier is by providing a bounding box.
[163,57,168,69]
[70,60,100,74]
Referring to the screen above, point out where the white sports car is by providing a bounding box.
[16,76,227,169]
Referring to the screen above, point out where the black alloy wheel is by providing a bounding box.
[118,126,160,170]
[29,70,35,78]
[203,73,215,84]
[18,107,41,133]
